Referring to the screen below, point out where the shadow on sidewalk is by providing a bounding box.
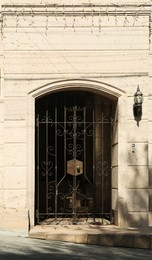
[0,236,152,260]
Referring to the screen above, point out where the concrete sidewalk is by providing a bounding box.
[0,235,152,260]
[29,224,152,249]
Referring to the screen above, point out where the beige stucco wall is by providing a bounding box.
[0,0,152,233]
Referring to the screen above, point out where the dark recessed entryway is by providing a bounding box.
[35,91,113,225]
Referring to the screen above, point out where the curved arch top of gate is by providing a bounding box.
[29,79,126,99]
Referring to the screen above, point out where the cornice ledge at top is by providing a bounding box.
[1,4,152,16]
[1,0,152,5]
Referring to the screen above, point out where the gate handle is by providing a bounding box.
[76,165,80,173]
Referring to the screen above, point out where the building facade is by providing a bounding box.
[0,0,152,235]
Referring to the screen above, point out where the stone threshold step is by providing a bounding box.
[29,232,152,250]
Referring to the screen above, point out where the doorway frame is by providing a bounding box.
[27,79,127,227]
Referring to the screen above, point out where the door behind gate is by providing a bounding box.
[35,91,113,225]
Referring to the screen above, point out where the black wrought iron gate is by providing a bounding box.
[35,91,113,225]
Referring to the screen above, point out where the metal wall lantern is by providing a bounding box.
[133,86,143,126]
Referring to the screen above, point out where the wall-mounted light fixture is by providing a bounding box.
[133,86,143,126]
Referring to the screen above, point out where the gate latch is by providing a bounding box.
[67,159,83,176]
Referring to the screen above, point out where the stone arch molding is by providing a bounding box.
[27,79,126,227]
[29,79,125,99]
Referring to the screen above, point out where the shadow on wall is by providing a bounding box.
[118,143,149,228]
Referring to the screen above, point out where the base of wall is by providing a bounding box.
[0,208,29,236]
[127,213,148,227]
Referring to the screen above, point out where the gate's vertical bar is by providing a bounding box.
[46,101,49,215]
[55,100,58,221]
[73,106,77,223]
[83,105,86,185]
[93,104,95,222]
[64,100,67,217]
[101,104,104,223]
[36,106,40,223]
[110,106,113,223]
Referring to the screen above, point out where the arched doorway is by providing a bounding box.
[35,90,113,225]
